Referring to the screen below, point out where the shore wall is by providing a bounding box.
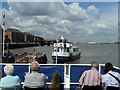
[4,43,39,49]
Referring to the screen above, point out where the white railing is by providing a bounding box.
[0,63,120,89]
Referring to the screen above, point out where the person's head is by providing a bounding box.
[5,35,8,39]
[31,61,40,71]
[4,64,14,75]
[91,61,99,70]
[104,62,114,72]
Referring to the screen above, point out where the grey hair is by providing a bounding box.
[91,61,99,68]
[4,64,14,75]
[31,61,40,71]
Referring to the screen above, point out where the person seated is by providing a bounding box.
[79,61,102,90]
[24,61,48,89]
[102,62,120,90]
[0,64,21,88]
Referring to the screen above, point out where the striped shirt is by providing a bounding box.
[79,68,102,86]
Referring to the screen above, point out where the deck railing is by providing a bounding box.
[0,63,120,89]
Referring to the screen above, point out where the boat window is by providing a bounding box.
[59,40,62,42]
[73,48,79,52]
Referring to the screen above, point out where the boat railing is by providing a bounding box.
[0,63,120,89]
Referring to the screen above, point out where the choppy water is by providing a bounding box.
[7,44,119,67]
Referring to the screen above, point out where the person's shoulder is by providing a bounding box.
[14,75,20,78]
[112,71,120,77]
[102,73,110,78]
[82,70,90,74]
[1,76,11,80]
[40,73,48,78]
[84,69,90,72]
[96,71,101,74]
[113,71,119,74]
[102,74,107,77]
[25,73,31,77]
[1,76,7,81]
[1,76,18,80]
[39,73,46,76]
[14,75,21,80]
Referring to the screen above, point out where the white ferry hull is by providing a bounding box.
[52,53,81,63]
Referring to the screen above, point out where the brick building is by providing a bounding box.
[24,32,34,43]
[34,36,44,43]
[4,28,44,45]
[5,28,24,43]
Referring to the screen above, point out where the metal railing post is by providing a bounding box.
[64,64,66,88]
[29,63,31,73]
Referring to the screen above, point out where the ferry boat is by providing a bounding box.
[52,36,81,63]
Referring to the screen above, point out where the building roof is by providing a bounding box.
[5,28,20,32]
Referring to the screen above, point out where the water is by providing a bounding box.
[6,44,119,67]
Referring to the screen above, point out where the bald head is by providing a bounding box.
[31,61,40,71]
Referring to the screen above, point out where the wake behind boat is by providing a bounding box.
[52,36,81,63]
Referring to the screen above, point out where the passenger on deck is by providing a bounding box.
[0,64,21,88]
[79,61,102,90]
[24,61,48,89]
[102,62,120,90]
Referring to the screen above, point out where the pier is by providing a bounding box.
[4,39,55,49]
[4,43,39,49]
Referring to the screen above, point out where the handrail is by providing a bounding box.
[0,63,119,68]
[1,63,119,89]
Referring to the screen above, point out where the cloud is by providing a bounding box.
[8,2,65,16]
[96,24,108,29]
[8,2,90,22]
[59,3,90,22]
[34,16,58,25]
[1,2,118,42]
[18,19,37,28]
[87,5,100,19]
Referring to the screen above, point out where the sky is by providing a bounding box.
[0,0,119,43]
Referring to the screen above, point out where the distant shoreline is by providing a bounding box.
[77,42,120,44]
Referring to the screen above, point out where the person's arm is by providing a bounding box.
[16,76,22,88]
[101,75,105,90]
[79,83,82,88]
[101,83,105,89]
[43,74,48,83]
[79,71,86,87]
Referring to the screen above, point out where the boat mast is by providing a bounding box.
[56,39,58,64]
[2,10,5,56]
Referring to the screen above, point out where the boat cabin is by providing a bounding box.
[53,43,71,53]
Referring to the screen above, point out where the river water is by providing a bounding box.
[6,43,119,67]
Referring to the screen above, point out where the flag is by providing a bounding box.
[3,21,5,26]
[3,14,5,18]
